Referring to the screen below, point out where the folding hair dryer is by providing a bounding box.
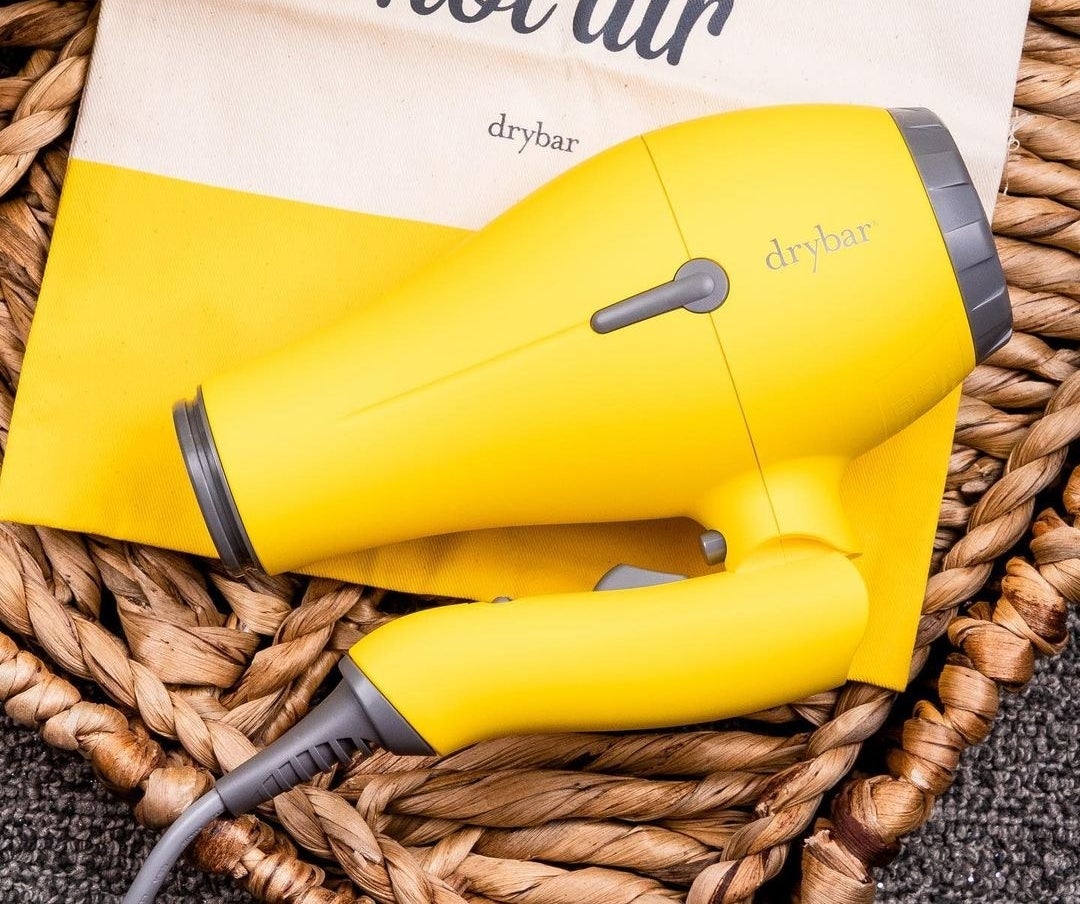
[126,105,1009,902]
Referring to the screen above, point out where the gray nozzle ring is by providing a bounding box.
[173,388,261,575]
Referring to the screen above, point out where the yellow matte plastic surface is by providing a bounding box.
[203,106,972,575]
[351,545,869,753]
[648,105,975,548]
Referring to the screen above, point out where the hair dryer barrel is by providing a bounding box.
[175,104,1011,575]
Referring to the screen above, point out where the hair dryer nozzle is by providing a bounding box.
[173,389,260,574]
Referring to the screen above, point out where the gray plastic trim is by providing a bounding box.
[337,658,434,756]
[888,107,1012,363]
[591,258,729,334]
[698,529,727,566]
[123,661,433,902]
[122,788,227,904]
[594,563,687,591]
[173,389,261,575]
[214,659,432,816]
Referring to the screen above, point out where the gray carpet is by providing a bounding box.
[0,610,1076,903]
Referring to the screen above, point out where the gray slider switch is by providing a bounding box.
[591,259,729,334]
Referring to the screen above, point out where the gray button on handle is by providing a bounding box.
[594,564,688,591]
[590,259,729,334]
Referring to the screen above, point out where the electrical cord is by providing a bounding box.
[122,789,227,904]
[120,660,431,903]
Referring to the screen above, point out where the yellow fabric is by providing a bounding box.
[0,159,957,691]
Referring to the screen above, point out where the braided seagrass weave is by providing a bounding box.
[0,2,1077,902]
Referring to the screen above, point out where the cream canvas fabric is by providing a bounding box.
[0,0,1029,690]
[78,0,1024,224]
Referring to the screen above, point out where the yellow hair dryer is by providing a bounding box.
[132,103,1010,904]
[171,103,1008,752]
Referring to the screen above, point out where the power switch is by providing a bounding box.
[590,259,729,334]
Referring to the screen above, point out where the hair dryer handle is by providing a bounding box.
[348,547,869,754]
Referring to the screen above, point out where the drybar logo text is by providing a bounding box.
[372,0,735,65]
[765,223,875,274]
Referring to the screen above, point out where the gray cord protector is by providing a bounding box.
[122,660,431,903]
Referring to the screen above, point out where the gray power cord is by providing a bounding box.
[123,790,227,904]
[123,660,432,903]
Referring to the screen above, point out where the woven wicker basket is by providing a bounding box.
[0,2,1077,902]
